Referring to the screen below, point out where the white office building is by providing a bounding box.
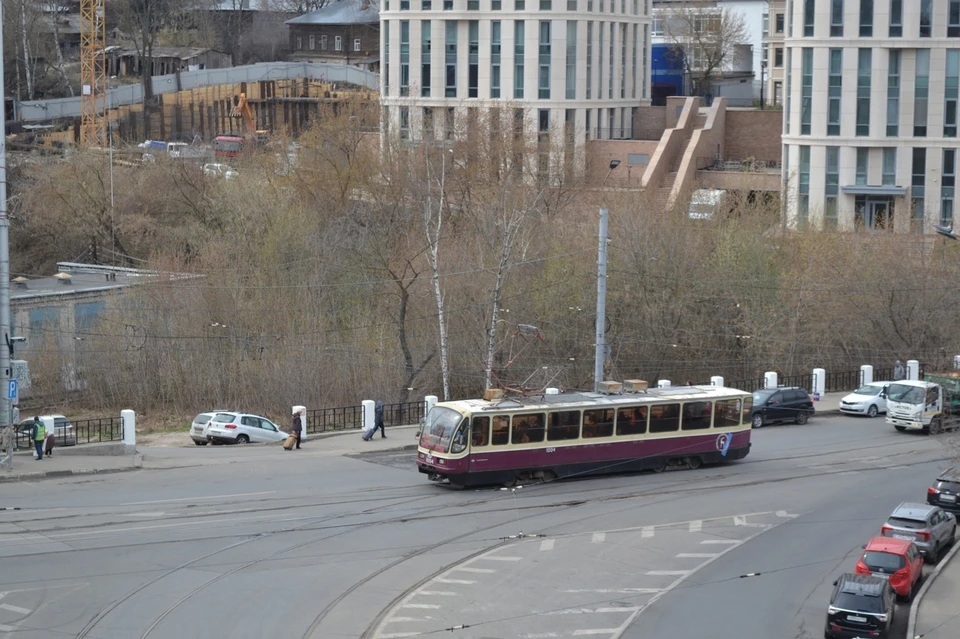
[380,0,653,177]
[782,0,960,233]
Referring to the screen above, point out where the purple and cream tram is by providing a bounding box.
[417,385,753,487]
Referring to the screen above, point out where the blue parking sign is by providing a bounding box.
[7,380,17,400]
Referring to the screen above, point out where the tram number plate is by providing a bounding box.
[847,615,868,623]
[546,447,556,453]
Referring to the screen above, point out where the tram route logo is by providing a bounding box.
[716,433,733,457]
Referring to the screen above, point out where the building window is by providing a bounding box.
[401,0,409,7]
[643,23,648,99]
[947,50,960,137]
[856,147,868,185]
[882,148,896,186]
[944,150,956,226]
[889,0,902,37]
[920,0,932,38]
[887,50,900,136]
[383,23,389,93]
[785,48,792,134]
[445,107,455,140]
[632,23,638,99]
[762,13,768,38]
[803,0,814,36]
[856,49,871,137]
[423,106,434,138]
[400,106,410,140]
[608,21,614,98]
[492,0,500,7]
[445,21,457,97]
[775,13,784,33]
[514,20,525,99]
[651,17,662,36]
[491,21,501,98]
[788,0,793,35]
[308,34,315,50]
[335,36,342,51]
[620,23,627,99]
[468,21,479,97]
[515,0,524,8]
[825,146,839,228]
[422,21,432,97]
[951,0,960,37]
[775,47,783,67]
[859,0,873,37]
[423,0,432,8]
[915,49,930,137]
[296,35,302,50]
[830,0,843,36]
[598,22,604,101]
[354,39,361,52]
[468,0,479,7]
[798,146,810,224]
[566,21,577,99]
[912,148,926,230]
[586,21,593,99]
[320,34,327,50]
[540,0,551,7]
[538,20,551,99]
[827,49,841,135]
[801,48,812,135]
[444,0,452,8]
[400,21,410,96]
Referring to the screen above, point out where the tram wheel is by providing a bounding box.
[651,459,667,473]
[502,476,518,488]
[541,470,557,482]
[686,456,702,470]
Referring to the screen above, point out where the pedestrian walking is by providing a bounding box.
[893,360,906,381]
[0,423,13,470]
[44,424,55,457]
[375,400,386,439]
[30,416,44,460]
[291,408,304,450]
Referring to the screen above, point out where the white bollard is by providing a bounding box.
[907,359,920,381]
[425,395,438,418]
[292,405,305,437]
[545,387,560,395]
[657,380,671,388]
[860,365,873,385]
[711,376,724,387]
[764,371,778,389]
[954,355,960,370]
[361,400,375,437]
[121,409,136,450]
[812,368,826,400]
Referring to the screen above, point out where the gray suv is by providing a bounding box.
[881,502,956,563]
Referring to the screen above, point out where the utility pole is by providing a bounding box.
[0,0,11,435]
[594,208,609,392]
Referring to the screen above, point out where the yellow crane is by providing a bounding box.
[79,0,106,146]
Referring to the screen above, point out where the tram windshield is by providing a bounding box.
[419,406,463,453]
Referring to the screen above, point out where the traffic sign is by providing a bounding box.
[7,379,17,400]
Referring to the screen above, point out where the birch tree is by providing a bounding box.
[19,0,33,99]
[424,147,451,400]
[49,3,74,96]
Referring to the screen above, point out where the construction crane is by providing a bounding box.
[79,0,106,146]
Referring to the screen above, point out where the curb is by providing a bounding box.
[907,537,960,639]
[0,466,136,483]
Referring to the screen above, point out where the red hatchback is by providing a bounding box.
[855,537,923,600]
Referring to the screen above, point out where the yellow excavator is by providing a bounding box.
[215,93,269,159]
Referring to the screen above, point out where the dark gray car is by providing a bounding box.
[881,502,956,562]
[751,387,815,428]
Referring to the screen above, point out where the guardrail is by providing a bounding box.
[73,417,124,444]
[304,400,424,434]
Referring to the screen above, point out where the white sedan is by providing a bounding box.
[839,382,889,417]
[203,163,239,180]
[206,412,288,444]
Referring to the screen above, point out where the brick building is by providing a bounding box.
[286,0,380,71]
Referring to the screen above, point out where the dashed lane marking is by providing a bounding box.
[675,553,720,558]
[480,555,523,561]
[701,539,739,545]
[418,591,456,596]
[646,570,690,576]
[454,567,495,574]
[689,520,702,533]
[592,532,606,543]
[433,578,476,585]
[378,633,419,639]
[641,526,654,538]
[0,625,16,632]
[385,617,427,623]
[776,510,799,518]
[402,603,441,609]
[540,539,555,551]
[0,603,31,614]
[573,629,621,636]
[562,589,662,595]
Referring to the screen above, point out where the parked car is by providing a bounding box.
[928,466,960,513]
[855,537,924,600]
[16,415,76,448]
[839,382,889,417]
[189,410,232,446]
[750,387,815,428]
[825,573,896,639]
[206,412,287,445]
[881,502,956,562]
[203,163,239,180]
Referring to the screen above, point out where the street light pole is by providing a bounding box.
[0,0,12,435]
[594,207,609,392]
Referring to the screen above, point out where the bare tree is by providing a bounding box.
[116,0,185,103]
[424,147,452,401]
[266,0,331,14]
[661,0,749,97]
[48,2,74,96]
[19,0,34,98]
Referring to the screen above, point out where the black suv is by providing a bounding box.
[751,387,815,428]
[928,466,960,513]
[825,573,896,639]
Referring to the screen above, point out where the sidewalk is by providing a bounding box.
[909,539,960,639]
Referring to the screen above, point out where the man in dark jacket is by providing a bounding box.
[292,408,304,449]
[375,400,385,438]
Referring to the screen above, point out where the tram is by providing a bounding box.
[417,384,753,487]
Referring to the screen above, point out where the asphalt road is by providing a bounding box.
[0,413,953,639]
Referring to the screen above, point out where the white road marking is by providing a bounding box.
[540,539,555,551]
[641,526,654,538]
[481,555,523,561]
[676,553,720,558]
[122,491,274,505]
[689,520,702,533]
[733,516,747,526]
[418,591,456,596]
[402,603,441,609]
[454,567,495,574]
[0,603,31,614]
[573,629,620,635]
[646,570,690,576]
[129,512,165,517]
[385,617,426,623]
[522,634,562,638]
[378,633,420,638]
[0,624,16,632]
[434,578,476,585]
[835,471,863,476]
[562,589,662,595]
[701,539,739,545]
[776,510,799,518]
[595,607,640,613]
[592,532,606,543]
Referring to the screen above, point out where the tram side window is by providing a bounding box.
[649,403,681,433]
[616,406,647,435]
[472,416,490,447]
[451,422,469,453]
[492,415,510,445]
[681,401,712,430]
[512,412,546,444]
[583,408,614,438]
[548,410,581,441]
[741,397,752,425]
[714,400,741,429]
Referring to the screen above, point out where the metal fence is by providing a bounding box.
[726,367,912,395]
[15,416,123,449]
[304,400,425,434]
